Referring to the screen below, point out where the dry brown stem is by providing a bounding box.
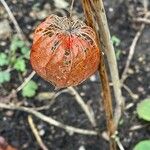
[90,0,124,128]
[82,1,117,149]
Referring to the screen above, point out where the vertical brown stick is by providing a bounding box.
[81,0,116,150]
[91,0,124,127]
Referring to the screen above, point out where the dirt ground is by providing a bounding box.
[0,0,150,150]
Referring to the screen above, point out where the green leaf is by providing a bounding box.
[115,49,121,60]
[0,71,11,84]
[14,58,26,72]
[22,80,38,97]
[0,53,9,66]
[24,51,30,59]
[21,47,30,59]
[133,140,150,150]
[21,47,29,54]
[10,37,19,52]
[16,40,25,48]
[137,99,150,121]
[10,37,26,52]
[111,35,121,47]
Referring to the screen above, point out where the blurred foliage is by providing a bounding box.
[22,80,38,97]
[111,35,121,46]
[133,140,150,150]
[0,71,10,83]
[14,58,26,72]
[0,36,38,97]
[133,99,150,149]
[0,53,9,66]
[111,35,121,60]
[137,99,150,121]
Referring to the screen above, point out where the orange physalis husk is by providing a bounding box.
[30,15,100,88]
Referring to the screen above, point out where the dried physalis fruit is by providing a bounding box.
[30,15,100,88]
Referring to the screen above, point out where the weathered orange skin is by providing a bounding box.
[30,15,100,88]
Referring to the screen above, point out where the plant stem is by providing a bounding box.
[81,0,116,149]
[70,0,75,18]
[99,55,117,150]
[90,0,124,127]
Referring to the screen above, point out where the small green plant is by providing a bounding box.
[133,99,150,149]
[9,36,30,72]
[0,53,9,66]
[10,36,30,59]
[22,80,38,97]
[14,58,26,72]
[111,35,121,60]
[0,52,11,83]
[0,36,30,84]
[0,71,10,83]
[0,36,38,97]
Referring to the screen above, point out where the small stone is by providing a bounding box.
[30,3,51,20]
[54,0,69,9]
[80,92,85,96]
[128,68,134,74]
[43,3,51,10]
[36,10,49,20]
[0,41,6,46]
[90,75,97,82]
[0,20,12,39]
[109,7,114,12]
[78,145,86,150]
[5,110,14,117]
[137,86,146,95]
[39,129,45,136]
[145,66,150,72]
[138,56,144,62]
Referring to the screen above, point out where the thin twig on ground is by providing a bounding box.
[67,87,97,128]
[116,138,125,150]
[0,0,27,41]
[125,103,134,110]
[129,124,150,131]
[6,67,96,130]
[35,87,97,128]
[121,1,149,83]
[34,89,69,111]
[70,0,75,18]
[16,71,36,92]
[0,103,97,135]
[15,71,97,128]
[121,23,146,83]
[122,84,139,100]
[28,115,48,150]
[134,17,150,25]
